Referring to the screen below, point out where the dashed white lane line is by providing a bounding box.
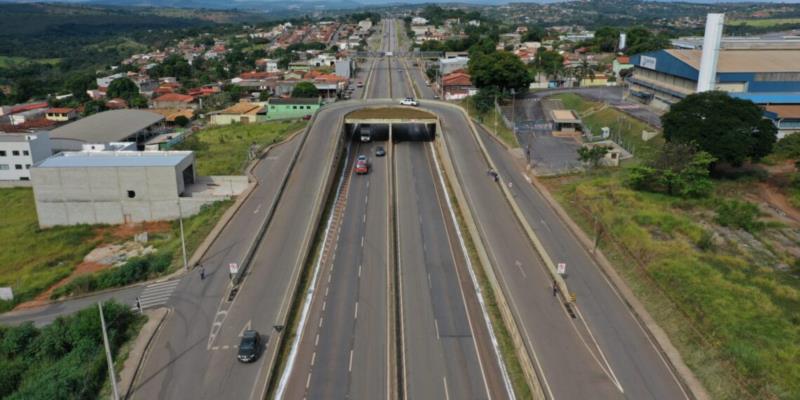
[434,318,440,340]
[358,264,362,278]
[354,301,359,320]
[325,286,329,297]
[515,260,527,279]
[319,317,324,328]
[361,236,365,247]
[443,377,450,400]
[311,352,316,366]
[315,334,319,346]
[348,349,354,372]
[428,273,432,289]
[322,301,326,311]
[306,373,312,389]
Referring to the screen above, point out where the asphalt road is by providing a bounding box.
[130,94,353,399]
[479,127,688,400]
[395,141,496,400]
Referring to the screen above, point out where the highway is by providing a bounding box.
[124,16,688,400]
[402,53,689,398]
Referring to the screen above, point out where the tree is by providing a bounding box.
[471,87,500,114]
[575,58,595,86]
[627,143,715,198]
[533,49,564,80]
[625,27,670,54]
[292,82,319,98]
[593,27,620,52]
[64,72,97,101]
[82,100,106,116]
[468,51,532,93]
[106,78,139,103]
[662,91,777,166]
[577,145,609,168]
[174,115,191,127]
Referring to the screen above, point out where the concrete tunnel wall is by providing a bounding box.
[345,122,437,142]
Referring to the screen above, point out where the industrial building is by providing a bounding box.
[0,132,52,180]
[49,109,165,152]
[31,150,206,227]
[627,14,800,137]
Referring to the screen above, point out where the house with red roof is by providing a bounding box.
[152,93,197,110]
[442,70,476,101]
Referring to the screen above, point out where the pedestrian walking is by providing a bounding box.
[136,296,142,312]
[552,280,558,297]
[200,265,205,280]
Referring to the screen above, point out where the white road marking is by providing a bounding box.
[434,318,440,340]
[253,203,263,214]
[354,301,359,320]
[311,352,316,366]
[443,377,450,400]
[306,373,312,389]
[319,317,324,328]
[222,345,229,350]
[361,236,365,247]
[325,286,329,297]
[358,264,362,278]
[515,260,527,279]
[315,334,319,346]
[348,349,354,372]
[322,301,326,311]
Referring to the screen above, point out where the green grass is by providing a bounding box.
[544,170,800,400]
[728,18,800,27]
[460,99,520,148]
[0,188,99,310]
[552,93,663,160]
[175,120,307,176]
[0,56,60,68]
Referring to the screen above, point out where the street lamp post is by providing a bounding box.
[178,200,188,271]
[98,302,120,400]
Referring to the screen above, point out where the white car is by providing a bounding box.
[400,98,418,106]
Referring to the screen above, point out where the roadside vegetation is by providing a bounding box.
[543,91,798,399]
[553,92,663,160]
[461,97,519,148]
[0,300,144,399]
[175,120,306,175]
[0,186,232,309]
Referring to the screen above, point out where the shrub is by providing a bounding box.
[715,199,764,232]
[51,252,173,299]
[772,133,800,159]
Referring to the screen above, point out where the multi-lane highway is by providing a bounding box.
[125,16,691,400]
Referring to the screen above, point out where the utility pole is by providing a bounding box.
[511,88,516,134]
[178,201,188,271]
[494,93,498,136]
[98,302,120,400]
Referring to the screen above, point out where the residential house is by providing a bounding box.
[439,56,470,75]
[442,70,476,101]
[256,58,279,72]
[210,102,266,125]
[45,108,78,122]
[411,17,428,26]
[266,98,321,120]
[152,93,197,110]
[612,56,633,79]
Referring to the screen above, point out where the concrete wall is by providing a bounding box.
[31,160,200,227]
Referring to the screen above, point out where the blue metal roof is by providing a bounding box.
[730,92,800,104]
[36,151,192,168]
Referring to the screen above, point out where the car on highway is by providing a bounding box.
[400,97,418,106]
[375,146,386,157]
[354,160,369,175]
[237,330,261,363]
[357,81,364,88]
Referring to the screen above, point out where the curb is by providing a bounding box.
[122,308,169,400]
[526,173,709,400]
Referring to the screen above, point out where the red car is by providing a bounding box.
[302,114,312,120]
[354,160,369,175]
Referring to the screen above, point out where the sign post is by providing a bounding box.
[229,263,239,280]
[557,262,567,275]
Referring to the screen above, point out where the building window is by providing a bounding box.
[15,164,22,170]
[0,164,8,170]
[292,106,297,109]
[0,151,5,156]
[12,151,19,156]
[23,150,29,156]
[25,164,30,169]
[127,190,136,198]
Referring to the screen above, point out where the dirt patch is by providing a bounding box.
[13,222,168,311]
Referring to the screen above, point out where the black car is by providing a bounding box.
[237,330,260,363]
[375,146,386,157]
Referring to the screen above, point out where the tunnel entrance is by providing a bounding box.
[344,107,438,143]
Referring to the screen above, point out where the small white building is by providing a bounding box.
[0,132,52,181]
[411,17,428,26]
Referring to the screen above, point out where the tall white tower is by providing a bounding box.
[696,13,725,92]
[619,33,627,51]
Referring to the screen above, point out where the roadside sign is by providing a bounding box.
[229,263,239,275]
[557,263,566,275]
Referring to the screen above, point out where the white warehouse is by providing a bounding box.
[0,132,52,181]
[31,150,205,227]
